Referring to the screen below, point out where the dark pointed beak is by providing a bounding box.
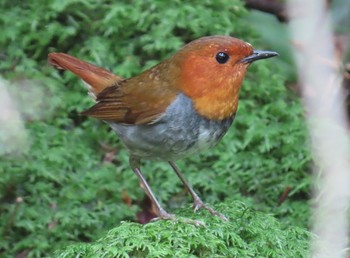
[240,50,279,64]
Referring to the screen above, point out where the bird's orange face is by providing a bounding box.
[174,36,255,120]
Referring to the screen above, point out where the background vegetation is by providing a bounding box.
[0,0,315,257]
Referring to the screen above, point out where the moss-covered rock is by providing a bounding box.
[56,201,309,258]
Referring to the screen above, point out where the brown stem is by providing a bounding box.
[244,0,288,22]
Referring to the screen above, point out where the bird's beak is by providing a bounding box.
[240,50,279,64]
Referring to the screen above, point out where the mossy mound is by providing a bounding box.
[57,201,309,258]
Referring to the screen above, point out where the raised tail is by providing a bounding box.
[48,53,123,98]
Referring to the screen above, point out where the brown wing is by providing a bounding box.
[81,69,178,124]
[49,53,178,125]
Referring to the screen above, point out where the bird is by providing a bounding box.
[48,35,278,222]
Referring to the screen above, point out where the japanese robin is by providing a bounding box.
[48,36,278,222]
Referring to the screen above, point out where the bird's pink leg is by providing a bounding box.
[130,157,205,226]
[168,161,228,221]
[130,156,174,220]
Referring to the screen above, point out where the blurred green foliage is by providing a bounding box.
[0,0,311,257]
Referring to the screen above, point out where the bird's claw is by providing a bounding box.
[184,218,206,227]
[151,208,176,222]
[150,208,205,227]
[192,198,228,221]
[151,215,205,227]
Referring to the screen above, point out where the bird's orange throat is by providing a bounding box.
[179,56,248,121]
[193,82,242,120]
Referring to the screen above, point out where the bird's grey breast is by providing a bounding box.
[109,94,234,160]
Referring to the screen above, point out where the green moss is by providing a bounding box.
[56,201,310,258]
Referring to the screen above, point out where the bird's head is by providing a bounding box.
[169,36,278,120]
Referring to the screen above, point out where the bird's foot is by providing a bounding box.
[151,208,205,227]
[193,198,228,221]
[180,218,205,227]
[151,208,176,222]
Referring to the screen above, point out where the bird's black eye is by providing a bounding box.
[215,52,230,64]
